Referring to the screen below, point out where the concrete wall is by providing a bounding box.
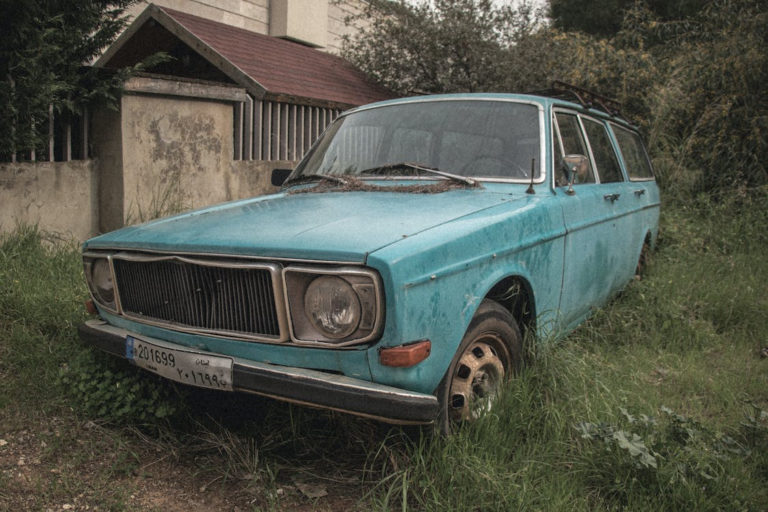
[0,161,98,240]
[0,76,296,241]
[124,0,366,52]
[91,107,124,233]
[270,0,327,48]
[92,80,295,234]
[119,94,233,226]
[0,154,291,242]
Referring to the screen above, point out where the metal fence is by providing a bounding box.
[234,97,342,161]
[1,107,89,163]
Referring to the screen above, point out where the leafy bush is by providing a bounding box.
[575,406,759,509]
[59,350,187,423]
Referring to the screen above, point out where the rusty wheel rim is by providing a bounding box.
[448,335,506,422]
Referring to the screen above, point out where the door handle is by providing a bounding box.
[634,189,646,196]
[603,193,620,202]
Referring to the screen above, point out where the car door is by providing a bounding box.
[553,110,636,328]
[609,122,661,261]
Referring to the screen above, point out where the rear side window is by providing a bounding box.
[612,125,654,180]
[582,118,623,183]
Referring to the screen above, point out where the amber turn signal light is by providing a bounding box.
[85,299,97,315]
[379,340,431,367]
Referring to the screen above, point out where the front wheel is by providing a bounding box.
[436,300,522,434]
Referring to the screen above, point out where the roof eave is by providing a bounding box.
[97,4,268,99]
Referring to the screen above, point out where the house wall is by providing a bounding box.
[124,0,366,52]
[126,0,269,34]
[0,161,98,240]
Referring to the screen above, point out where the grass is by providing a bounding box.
[1,194,767,511]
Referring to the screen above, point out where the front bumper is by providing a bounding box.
[78,320,438,424]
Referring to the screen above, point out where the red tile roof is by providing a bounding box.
[159,6,394,107]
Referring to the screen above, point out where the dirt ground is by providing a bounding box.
[0,408,368,511]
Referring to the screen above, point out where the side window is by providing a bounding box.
[554,112,595,185]
[612,125,654,180]
[582,119,624,183]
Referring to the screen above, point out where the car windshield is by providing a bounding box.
[292,100,542,182]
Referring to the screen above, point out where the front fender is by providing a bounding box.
[365,198,566,394]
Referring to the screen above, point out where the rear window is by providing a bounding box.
[612,125,654,180]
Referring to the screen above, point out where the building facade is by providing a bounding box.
[124,0,366,53]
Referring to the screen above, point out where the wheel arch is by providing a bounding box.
[483,275,536,341]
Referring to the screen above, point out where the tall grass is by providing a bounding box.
[0,226,87,411]
[359,193,768,510]
[1,194,766,510]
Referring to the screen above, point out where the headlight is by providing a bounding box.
[304,276,361,339]
[84,255,116,310]
[284,266,383,346]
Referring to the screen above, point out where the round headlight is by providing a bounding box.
[91,258,114,305]
[304,276,361,339]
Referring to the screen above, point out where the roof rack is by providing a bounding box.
[532,81,624,118]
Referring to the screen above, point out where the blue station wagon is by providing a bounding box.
[79,87,660,432]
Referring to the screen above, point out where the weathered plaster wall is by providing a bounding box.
[117,93,293,226]
[230,159,296,200]
[0,161,98,240]
[1,81,294,241]
[120,94,233,224]
[91,107,124,233]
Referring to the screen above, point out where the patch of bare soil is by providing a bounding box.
[0,409,367,511]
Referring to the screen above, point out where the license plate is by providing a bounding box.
[126,336,233,391]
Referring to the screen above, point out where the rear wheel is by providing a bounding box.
[635,238,651,279]
[436,300,522,434]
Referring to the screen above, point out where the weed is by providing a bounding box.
[58,349,187,424]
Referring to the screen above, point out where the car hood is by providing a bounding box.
[84,187,522,262]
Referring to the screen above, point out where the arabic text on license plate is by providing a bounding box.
[126,336,233,391]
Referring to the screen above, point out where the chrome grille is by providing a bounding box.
[112,256,281,339]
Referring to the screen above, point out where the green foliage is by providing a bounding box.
[59,350,186,423]
[574,406,758,508]
[642,1,768,195]
[343,0,544,95]
[344,0,768,198]
[0,0,138,158]
[549,0,707,37]
[0,226,185,426]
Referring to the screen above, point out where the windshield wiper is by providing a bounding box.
[283,173,349,186]
[360,162,476,186]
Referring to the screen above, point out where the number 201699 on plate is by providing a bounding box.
[126,336,233,391]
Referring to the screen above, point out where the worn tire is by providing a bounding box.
[435,300,522,435]
[635,239,651,279]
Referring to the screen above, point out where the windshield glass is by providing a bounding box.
[293,100,541,182]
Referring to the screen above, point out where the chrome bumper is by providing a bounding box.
[78,319,438,424]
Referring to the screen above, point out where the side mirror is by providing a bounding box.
[561,154,588,195]
[271,168,292,186]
